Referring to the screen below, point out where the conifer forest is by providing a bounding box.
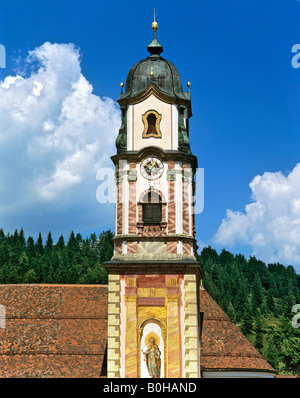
[0,228,299,375]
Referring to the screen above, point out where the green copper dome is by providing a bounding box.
[119,55,190,102]
[118,26,190,104]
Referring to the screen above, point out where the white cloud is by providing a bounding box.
[213,164,300,268]
[0,42,120,237]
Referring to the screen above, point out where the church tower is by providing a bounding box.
[105,15,204,378]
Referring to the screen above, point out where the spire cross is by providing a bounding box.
[152,9,158,32]
[148,8,163,55]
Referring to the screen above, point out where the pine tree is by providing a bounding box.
[260,298,269,316]
[76,233,83,246]
[251,273,264,314]
[19,228,26,247]
[284,287,296,316]
[90,233,97,246]
[67,231,80,253]
[18,251,30,275]
[24,269,38,283]
[45,232,53,250]
[235,253,248,271]
[226,302,236,322]
[5,260,21,284]
[26,236,35,258]
[218,268,230,306]
[209,263,219,285]
[240,300,253,335]
[281,337,300,374]
[200,246,219,265]
[12,229,19,245]
[56,235,65,249]
[85,262,107,284]
[218,249,234,267]
[234,278,248,321]
[266,336,281,371]
[98,230,113,262]
[254,312,264,352]
[35,233,44,255]
[0,240,10,266]
[266,288,275,313]
[203,273,221,303]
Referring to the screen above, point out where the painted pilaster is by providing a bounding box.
[167,161,176,235]
[172,104,178,150]
[183,274,200,378]
[127,105,133,151]
[128,165,137,235]
[107,274,121,378]
[175,162,183,235]
[122,161,129,235]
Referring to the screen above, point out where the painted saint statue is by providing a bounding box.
[142,338,161,378]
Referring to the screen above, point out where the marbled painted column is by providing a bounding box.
[107,274,121,378]
[183,274,200,378]
[192,175,196,239]
[182,164,190,236]
[125,295,138,378]
[167,161,176,235]
[174,163,183,235]
[128,165,137,235]
[122,164,129,235]
[116,176,123,236]
[166,294,181,378]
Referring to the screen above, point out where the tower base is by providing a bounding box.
[105,259,204,378]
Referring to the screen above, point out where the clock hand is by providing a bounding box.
[150,161,157,171]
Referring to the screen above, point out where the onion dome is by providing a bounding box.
[118,15,190,104]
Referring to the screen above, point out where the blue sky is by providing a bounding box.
[0,0,300,271]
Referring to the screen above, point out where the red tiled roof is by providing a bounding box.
[0,285,107,378]
[0,284,275,377]
[200,287,275,373]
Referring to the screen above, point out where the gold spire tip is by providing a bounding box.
[152,8,158,31]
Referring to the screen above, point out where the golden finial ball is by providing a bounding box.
[187,81,191,88]
[120,82,124,88]
[152,21,158,31]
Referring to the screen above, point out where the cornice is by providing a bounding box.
[112,234,196,243]
[117,83,191,115]
[111,147,198,170]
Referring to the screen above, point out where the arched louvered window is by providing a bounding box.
[142,191,162,224]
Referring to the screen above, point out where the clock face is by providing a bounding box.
[140,156,164,180]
